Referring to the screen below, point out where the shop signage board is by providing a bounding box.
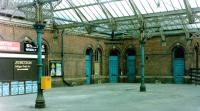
[14,60,32,71]
[24,42,46,53]
[0,41,20,52]
[11,81,19,95]
[2,82,9,96]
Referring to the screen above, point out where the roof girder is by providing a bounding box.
[183,0,195,23]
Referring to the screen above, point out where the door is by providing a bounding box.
[109,56,119,83]
[127,56,136,82]
[173,58,184,84]
[85,55,91,84]
[173,47,185,84]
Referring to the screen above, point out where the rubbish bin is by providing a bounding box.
[41,76,51,90]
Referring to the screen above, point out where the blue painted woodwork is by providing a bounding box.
[85,55,91,84]
[173,58,185,84]
[127,56,136,82]
[109,56,119,83]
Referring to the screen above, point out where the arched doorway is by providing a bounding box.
[94,48,102,83]
[109,49,120,83]
[125,49,136,82]
[172,46,185,84]
[94,48,102,75]
[85,48,93,84]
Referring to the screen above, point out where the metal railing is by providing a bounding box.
[189,68,200,85]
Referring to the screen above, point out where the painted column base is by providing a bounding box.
[140,84,146,92]
[35,85,45,108]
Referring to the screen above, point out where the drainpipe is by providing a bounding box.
[61,29,72,86]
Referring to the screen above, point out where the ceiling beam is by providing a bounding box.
[183,0,195,23]
[54,17,109,30]
[128,0,144,28]
[54,0,122,12]
[96,0,117,31]
[90,8,200,24]
[123,29,199,38]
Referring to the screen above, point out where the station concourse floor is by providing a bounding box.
[0,83,200,111]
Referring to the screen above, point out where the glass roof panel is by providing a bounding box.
[188,0,198,8]
[169,0,183,10]
[54,9,82,22]
[55,0,70,10]
[72,0,96,6]
[118,1,133,16]
[149,0,183,12]
[178,0,186,9]
[93,5,107,19]
[104,3,120,17]
[79,7,96,21]
[54,11,72,21]
[133,0,153,14]
[161,0,175,11]
[88,5,106,19]
[196,0,200,7]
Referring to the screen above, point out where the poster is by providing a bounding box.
[11,81,19,95]
[32,81,38,93]
[3,82,9,96]
[0,82,2,96]
[18,81,24,95]
[56,63,62,76]
[25,81,32,94]
[50,61,62,76]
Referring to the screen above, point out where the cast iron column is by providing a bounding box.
[140,29,146,92]
[34,24,45,108]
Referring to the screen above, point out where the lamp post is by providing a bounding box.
[140,28,146,92]
[34,1,45,108]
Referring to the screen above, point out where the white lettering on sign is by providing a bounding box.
[14,61,32,71]
[15,61,32,65]
[0,41,20,52]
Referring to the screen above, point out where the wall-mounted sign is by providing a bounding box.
[0,41,20,52]
[24,42,47,53]
[14,60,32,71]
[50,60,62,76]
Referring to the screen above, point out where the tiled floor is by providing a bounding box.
[0,83,200,111]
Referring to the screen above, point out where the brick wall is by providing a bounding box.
[0,22,198,85]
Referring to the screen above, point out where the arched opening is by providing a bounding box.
[94,48,102,75]
[172,46,185,84]
[85,48,93,84]
[109,49,120,83]
[125,49,136,83]
[93,48,102,83]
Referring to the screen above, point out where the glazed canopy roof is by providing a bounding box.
[1,0,200,39]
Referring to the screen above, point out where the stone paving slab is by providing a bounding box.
[0,83,200,111]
